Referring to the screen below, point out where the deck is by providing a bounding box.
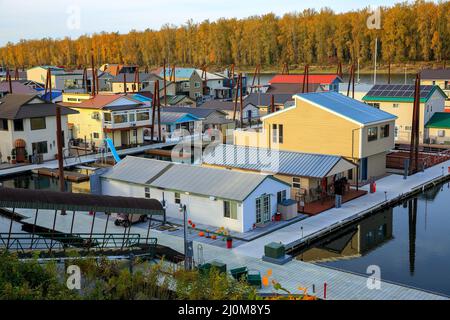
[302,189,367,215]
[0,140,183,178]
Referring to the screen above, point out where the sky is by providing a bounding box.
[0,0,438,46]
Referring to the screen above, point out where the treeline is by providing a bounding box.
[0,1,449,70]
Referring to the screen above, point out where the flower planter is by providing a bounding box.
[274,213,282,222]
[226,238,233,249]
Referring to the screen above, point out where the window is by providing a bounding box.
[32,141,48,154]
[348,169,353,180]
[368,103,380,109]
[277,190,286,204]
[272,124,277,143]
[278,124,283,143]
[104,113,111,122]
[194,92,201,98]
[393,103,399,108]
[445,81,449,90]
[144,187,151,198]
[0,119,9,131]
[292,177,301,189]
[380,124,390,138]
[194,82,201,88]
[175,192,181,204]
[223,200,237,219]
[30,117,46,130]
[128,113,136,123]
[93,132,100,139]
[113,113,127,124]
[438,130,445,137]
[136,111,150,121]
[368,127,378,141]
[395,126,399,138]
[13,119,24,131]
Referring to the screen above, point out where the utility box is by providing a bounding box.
[264,242,285,259]
[277,199,298,220]
[211,260,227,273]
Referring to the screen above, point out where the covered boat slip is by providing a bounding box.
[0,187,165,255]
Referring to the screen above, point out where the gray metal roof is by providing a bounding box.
[149,160,278,201]
[102,156,286,201]
[101,156,172,185]
[202,144,355,178]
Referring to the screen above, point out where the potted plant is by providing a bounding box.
[226,235,233,249]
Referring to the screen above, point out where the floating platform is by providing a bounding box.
[31,168,90,182]
[144,148,191,159]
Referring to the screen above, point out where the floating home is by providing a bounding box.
[362,84,447,144]
[99,156,291,232]
[425,112,450,144]
[0,94,77,163]
[420,69,450,109]
[234,91,397,184]
[202,144,356,209]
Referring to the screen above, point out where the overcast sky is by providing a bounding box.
[0,0,437,46]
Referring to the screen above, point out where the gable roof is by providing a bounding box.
[425,112,450,129]
[156,67,195,81]
[102,156,173,185]
[269,74,343,85]
[102,156,288,201]
[420,69,450,80]
[203,144,356,178]
[201,100,235,111]
[362,84,447,103]
[266,83,321,95]
[0,94,78,120]
[157,112,200,124]
[244,93,294,106]
[0,81,38,95]
[61,94,142,110]
[160,106,226,118]
[284,91,397,125]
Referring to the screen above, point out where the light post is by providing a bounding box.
[179,203,191,270]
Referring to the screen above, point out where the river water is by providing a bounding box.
[294,182,450,297]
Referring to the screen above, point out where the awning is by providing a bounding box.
[0,187,164,215]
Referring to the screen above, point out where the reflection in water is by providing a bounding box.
[297,208,393,263]
[294,182,450,296]
[408,198,417,276]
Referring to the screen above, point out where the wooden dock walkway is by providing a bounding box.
[233,159,450,259]
[31,168,90,182]
[4,206,448,300]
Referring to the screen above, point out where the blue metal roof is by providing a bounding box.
[158,67,195,80]
[294,91,397,125]
[132,94,152,103]
[203,144,355,178]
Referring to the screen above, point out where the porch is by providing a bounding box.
[300,188,368,216]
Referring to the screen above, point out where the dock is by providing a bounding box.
[0,139,188,178]
[4,196,448,300]
[31,168,90,182]
[144,148,191,159]
[233,159,450,259]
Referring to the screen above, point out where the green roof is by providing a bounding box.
[425,112,450,129]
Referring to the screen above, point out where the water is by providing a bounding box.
[0,171,90,193]
[295,182,450,296]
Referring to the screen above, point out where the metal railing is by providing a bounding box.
[0,232,145,253]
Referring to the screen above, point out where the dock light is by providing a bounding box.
[301,226,304,238]
[384,191,387,201]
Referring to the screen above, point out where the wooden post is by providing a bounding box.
[163,59,167,107]
[91,49,96,95]
[70,210,76,234]
[239,73,243,126]
[233,74,240,121]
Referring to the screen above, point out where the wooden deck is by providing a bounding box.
[31,168,90,182]
[302,189,367,215]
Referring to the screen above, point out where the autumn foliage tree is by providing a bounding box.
[0,1,448,69]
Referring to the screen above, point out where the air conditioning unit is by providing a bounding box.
[91,112,100,121]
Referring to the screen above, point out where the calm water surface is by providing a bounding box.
[295,182,450,296]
